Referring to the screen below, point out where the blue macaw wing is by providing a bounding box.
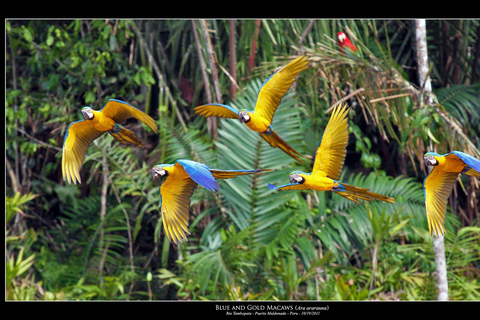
[451,151,480,173]
[176,159,219,192]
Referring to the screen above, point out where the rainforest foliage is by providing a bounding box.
[5,19,480,300]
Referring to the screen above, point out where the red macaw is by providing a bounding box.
[337,32,359,57]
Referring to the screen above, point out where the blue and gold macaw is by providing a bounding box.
[194,55,310,162]
[268,104,395,204]
[62,99,158,185]
[151,159,268,244]
[423,151,480,237]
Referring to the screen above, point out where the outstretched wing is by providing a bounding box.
[177,159,219,191]
[210,169,267,180]
[160,173,197,244]
[194,103,239,119]
[423,167,459,237]
[450,151,480,175]
[100,99,158,134]
[253,55,310,125]
[62,120,105,185]
[312,104,350,180]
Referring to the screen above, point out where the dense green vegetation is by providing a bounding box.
[5,19,480,300]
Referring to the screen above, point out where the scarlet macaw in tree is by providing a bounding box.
[337,31,359,57]
[194,55,310,163]
[268,104,395,204]
[151,159,268,244]
[423,151,480,237]
[62,99,158,185]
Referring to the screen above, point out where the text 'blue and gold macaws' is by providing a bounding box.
[423,151,480,237]
[194,55,310,163]
[62,99,158,185]
[151,159,269,244]
[268,104,395,204]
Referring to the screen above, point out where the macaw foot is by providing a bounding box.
[331,181,345,192]
[109,123,122,134]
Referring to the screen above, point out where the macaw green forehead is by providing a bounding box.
[82,106,92,110]
[424,152,440,157]
[154,164,174,169]
[290,170,308,175]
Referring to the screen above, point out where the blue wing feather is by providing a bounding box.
[177,159,219,192]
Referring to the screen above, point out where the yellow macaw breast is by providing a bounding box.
[301,174,335,192]
[245,112,271,133]
[91,110,116,131]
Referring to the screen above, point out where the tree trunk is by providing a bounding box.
[415,19,449,301]
[228,19,237,100]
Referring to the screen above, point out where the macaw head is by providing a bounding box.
[424,152,439,166]
[238,110,251,123]
[151,164,173,179]
[337,32,347,45]
[81,107,94,120]
[289,171,306,184]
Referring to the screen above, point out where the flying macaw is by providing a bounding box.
[194,55,310,162]
[268,104,395,204]
[151,159,268,244]
[62,99,158,185]
[423,151,480,237]
[337,31,359,57]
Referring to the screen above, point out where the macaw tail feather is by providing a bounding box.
[109,124,146,149]
[210,169,270,180]
[334,183,395,204]
[260,129,302,163]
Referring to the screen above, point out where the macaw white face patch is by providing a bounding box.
[152,167,167,179]
[289,173,305,184]
[81,107,94,120]
[238,111,250,123]
[424,155,438,167]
